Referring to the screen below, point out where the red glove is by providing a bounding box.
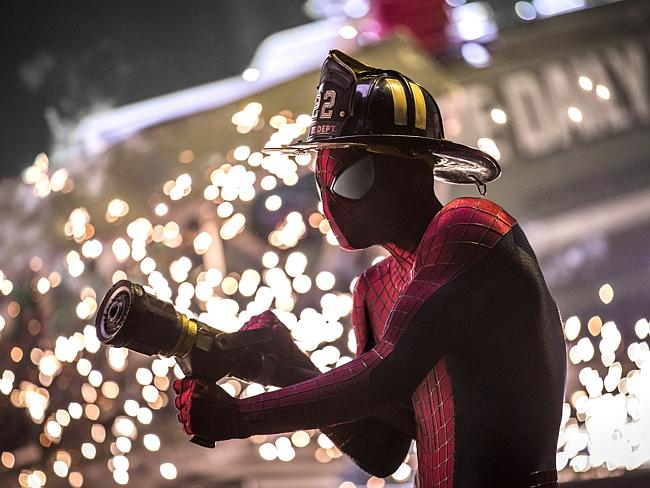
[173,377,244,442]
[240,310,280,332]
[174,310,318,442]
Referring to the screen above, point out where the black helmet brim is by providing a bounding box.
[264,134,501,185]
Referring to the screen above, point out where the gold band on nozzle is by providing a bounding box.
[163,313,197,357]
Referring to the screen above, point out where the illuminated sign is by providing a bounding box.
[452,37,649,163]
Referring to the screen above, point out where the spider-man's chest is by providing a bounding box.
[363,259,411,345]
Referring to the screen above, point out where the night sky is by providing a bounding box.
[0,0,310,178]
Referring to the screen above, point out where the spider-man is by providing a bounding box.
[174,51,566,487]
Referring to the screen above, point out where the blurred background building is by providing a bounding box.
[0,0,649,487]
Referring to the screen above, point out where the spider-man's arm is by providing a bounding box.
[176,199,515,442]
[227,276,414,477]
[319,272,415,477]
[322,405,414,477]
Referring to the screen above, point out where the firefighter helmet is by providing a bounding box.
[266,49,500,185]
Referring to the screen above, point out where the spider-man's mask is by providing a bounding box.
[315,148,389,250]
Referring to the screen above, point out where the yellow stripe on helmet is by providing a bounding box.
[385,78,408,126]
[409,82,427,130]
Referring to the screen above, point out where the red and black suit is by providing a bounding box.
[174,49,567,488]
[175,195,566,487]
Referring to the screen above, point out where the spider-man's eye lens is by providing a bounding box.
[331,154,375,200]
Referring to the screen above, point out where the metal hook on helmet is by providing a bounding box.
[468,175,487,196]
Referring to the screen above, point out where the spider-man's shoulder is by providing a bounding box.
[414,197,517,281]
